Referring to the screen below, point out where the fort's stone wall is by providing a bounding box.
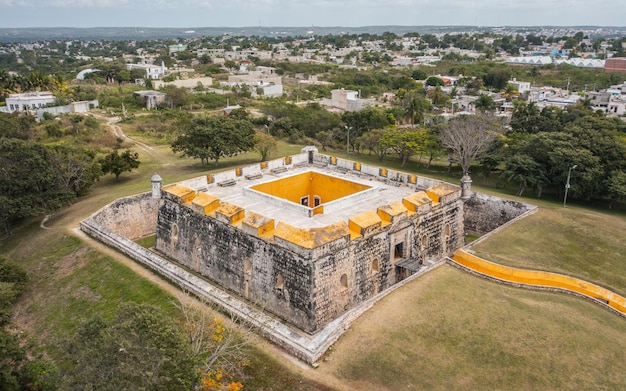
[155,192,318,332]
[463,192,535,236]
[154,176,464,333]
[90,192,160,240]
[312,196,464,326]
[80,149,538,362]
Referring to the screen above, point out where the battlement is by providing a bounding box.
[162,173,459,251]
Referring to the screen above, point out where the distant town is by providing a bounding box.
[1,25,626,390]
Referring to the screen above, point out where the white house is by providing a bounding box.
[322,88,371,112]
[3,91,56,113]
[508,78,531,94]
[125,62,167,79]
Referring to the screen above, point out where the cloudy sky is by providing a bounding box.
[0,0,620,28]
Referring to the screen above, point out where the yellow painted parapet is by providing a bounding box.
[215,202,245,226]
[163,184,197,204]
[274,221,350,249]
[452,250,626,316]
[207,174,214,184]
[260,161,268,170]
[377,201,408,224]
[242,211,275,238]
[403,192,433,214]
[191,192,220,215]
[427,183,459,204]
[349,210,382,239]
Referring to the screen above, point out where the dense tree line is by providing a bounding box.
[0,112,142,235]
[501,102,626,204]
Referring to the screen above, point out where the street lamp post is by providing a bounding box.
[563,164,577,207]
[344,125,350,154]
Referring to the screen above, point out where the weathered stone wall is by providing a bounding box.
[154,192,318,333]
[154,186,465,333]
[311,196,464,329]
[90,192,160,240]
[463,192,535,236]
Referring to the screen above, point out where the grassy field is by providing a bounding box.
[318,266,626,391]
[471,203,626,297]
[2,114,626,390]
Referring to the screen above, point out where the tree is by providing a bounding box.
[48,146,101,196]
[401,92,430,127]
[62,303,198,390]
[474,94,496,113]
[174,293,252,390]
[253,132,277,162]
[171,115,255,166]
[357,128,389,161]
[100,149,140,180]
[0,139,75,236]
[342,107,393,152]
[69,115,83,135]
[411,69,428,80]
[425,76,445,87]
[604,170,626,209]
[439,114,502,176]
[380,127,425,167]
[482,69,511,90]
[501,154,549,196]
[421,131,443,169]
[428,86,450,108]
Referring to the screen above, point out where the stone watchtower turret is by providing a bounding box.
[151,172,163,199]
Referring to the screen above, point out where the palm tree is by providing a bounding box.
[402,92,430,127]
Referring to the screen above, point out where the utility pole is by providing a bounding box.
[563,164,577,207]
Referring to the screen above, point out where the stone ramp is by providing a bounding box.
[450,249,626,318]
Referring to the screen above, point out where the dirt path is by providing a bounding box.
[91,113,156,156]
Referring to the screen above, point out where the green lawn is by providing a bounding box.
[3,117,626,390]
[470,202,626,297]
[321,266,626,391]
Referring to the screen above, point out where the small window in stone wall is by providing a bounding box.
[340,274,348,291]
[275,273,284,291]
[171,223,179,241]
[421,234,428,249]
[394,242,404,260]
[443,223,451,239]
[372,259,380,273]
[244,258,252,275]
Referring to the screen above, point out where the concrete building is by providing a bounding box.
[3,91,56,113]
[508,78,531,94]
[604,58,626,73]
[125,62,167,79]
[221,70,283,98]
[323,88,371,112]
[169,44,188,54]
[133,90,167,110]
[152,76,214,90]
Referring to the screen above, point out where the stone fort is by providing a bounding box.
[81,147,533,361]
